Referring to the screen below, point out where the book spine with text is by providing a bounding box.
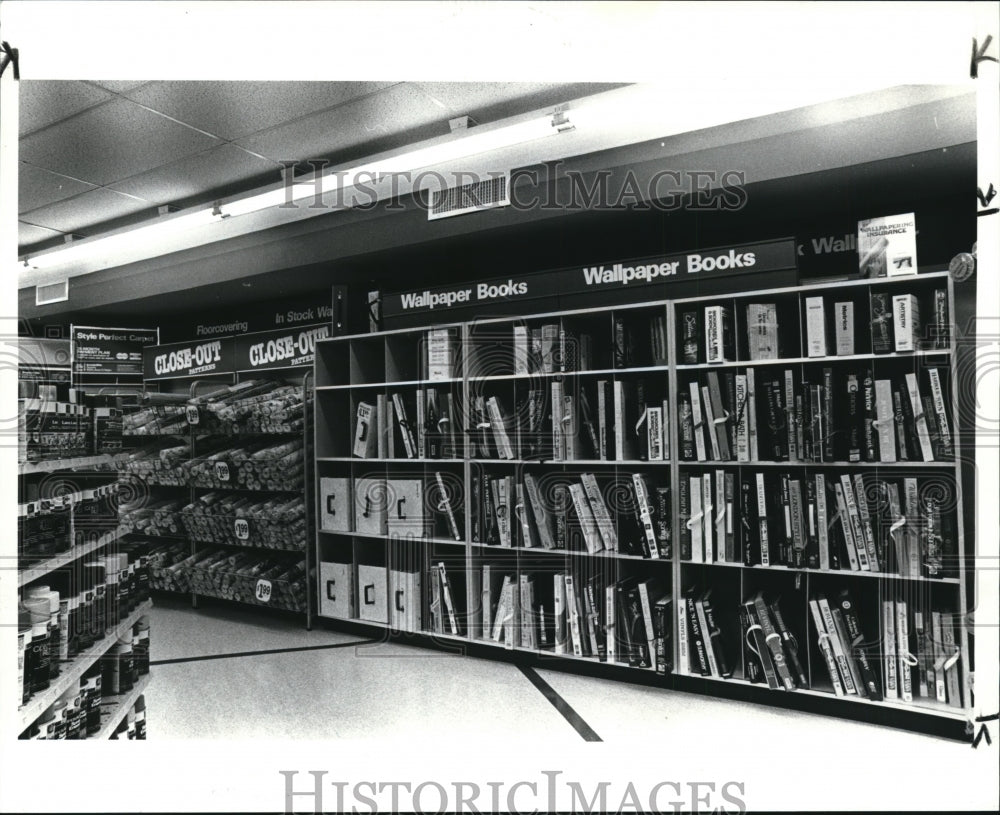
[892,294,920,353]
[927,369,953,458]
[808,599,845,696]
[753,593,795,690]
[806,296,827,357]
[835,301,854,355]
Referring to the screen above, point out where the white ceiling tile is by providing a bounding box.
[19,80,114,136]
[19,163,98,213]
[19,98,221,187]
[19,221,66,247]
[19,188,155,235]
[415,82,565,114]
[417,81,623,124]
[234,84,448,162]
[89,80,155,94]
[108,144,279,205]
[122,81,398,141]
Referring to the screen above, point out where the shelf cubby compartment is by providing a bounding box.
[562,311,614,372]
[314,337,349,388]
[869,275,953,355]
[609,304,669,370]
[805,571,898,704]
[676,464,741,565]
[678,564,742,681]
[314,389,352,458]
[471,548,519,644]
[355,533,390,626]
[349,335,385,386]
[797,287,871,360]
[424,546,467,639]
[317,532,355,621]
[739,568,810,692]
[675,296,740,366]
[384,325,462,384]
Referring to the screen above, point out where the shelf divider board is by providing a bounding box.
[18,529,120,587]
[666,300,683,678]
[18,454,114,475]
[949,272,973,713]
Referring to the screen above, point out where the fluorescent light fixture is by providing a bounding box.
[24,207,218,270]
[218,113,566,218]
[19,111,568,275]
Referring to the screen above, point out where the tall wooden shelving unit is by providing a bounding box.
[313,267,974,740]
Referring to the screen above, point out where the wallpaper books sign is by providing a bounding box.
[382,239,797,317]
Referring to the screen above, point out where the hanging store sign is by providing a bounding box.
[143,337,235,381]
[234,323,331,372]
[381,238,797,318]
[71,326,159,375]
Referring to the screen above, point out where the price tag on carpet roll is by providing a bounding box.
[255,579,272,603]
[234,518,250,541]
[186,405,200,425]
[215,461,230,481]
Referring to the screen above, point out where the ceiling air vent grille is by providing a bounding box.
[35,280,68,306]
[428,174,510,221]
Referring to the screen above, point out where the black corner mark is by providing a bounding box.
[972,712,998,749]
[977,183,997,208]
[972,34,999,78]
[0,41,19,80]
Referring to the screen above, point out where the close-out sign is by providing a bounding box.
[143,338,235,380]
[235,324,330,372]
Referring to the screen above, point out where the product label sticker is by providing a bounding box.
[255,579,272,603]
[234,518,250,541]
[215,462,231,482]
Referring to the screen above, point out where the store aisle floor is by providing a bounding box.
[144,598,997,810]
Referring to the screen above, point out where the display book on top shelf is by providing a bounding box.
[17,454,153,739]
[118,369,315,628]
[314,269,974,737]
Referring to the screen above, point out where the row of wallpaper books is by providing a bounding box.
[354,389,461,459]
[682,590,805,685]
[364,563,964,706]
[679,289,948,363]
[740,591,806,688]
[480,568,672,672]
[680,471,955,578]
[472,471,671,558]
[473,382,670,462]
[679,366,952,463]
[809,590,963,707]
[681,585,964,707]
[504,313,671,375]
